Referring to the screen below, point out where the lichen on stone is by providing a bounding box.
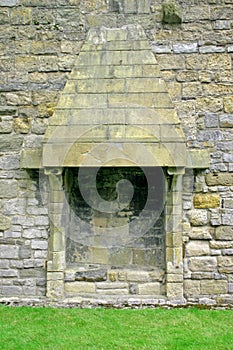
[162,0,182,24]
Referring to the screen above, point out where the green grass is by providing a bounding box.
[0,306,232,349]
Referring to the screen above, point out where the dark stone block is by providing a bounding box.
[75,269,107,282]
[162,1,182,24]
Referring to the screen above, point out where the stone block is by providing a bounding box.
[138,282,161,295]
[166,247,183,266]
[189,227,212,240]
[35,216,49,226]
[189,209,208,226]
[0,269,17,277]
[157,55,185,70]
[75,269,107,282]
[126,271,150,282]
[0,214,11,231]
[187,149,210,169]
[224,96,233,113]
[47,280,64,299]
[193,194,220,209]
[186,241,210,257]
[47,272,64,281]
[19,246,31,259]
[200,280,228,295]
[196,97,223,113]
[166,282,183,299]
[14,117,30,134]
[206,173,233,186]
[222,249,233,255]
[2,286,22,296]
[0,155,19,170]
[31,240,48,250]
[200,46,225,54]
[1,0,18,6]
[0,116,13,134]
[118,271,127,281]
[222,211,233,226]
[191,273,212,280]
[65,282,95,294]
[188,257,217,272]
[0,245,18,259]
[96,282,128,290]
[184,280,200,298]
[219,115,233,128]
[0,259,9,269]
[166,274,183,283]
[218,256,233,274]
[215,226,233,241]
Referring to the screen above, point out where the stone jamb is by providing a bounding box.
[165,167,185,301]
[45,167,65,299]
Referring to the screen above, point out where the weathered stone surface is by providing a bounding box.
[218,256,233,274]
[0,0,18,6]
[75,269,107,282]
[1,286,22,296]
[219,115,233,128]
[0,135,23,152]
[65,282,95,294]
[0,180,18,198]
[186,241,210,257]
[194,194,220,209]
[0,215,11,231]
[224,96,233,113]
[189,227,212,240]
[14,117,30,134]
[162,1,182,24]
[166,282,183,299]
[0,245,18,259]
[126,271,150,282]
[184,280,201,298]
[138,282,161,295]
[189,209,208,226]
[47,280,64,299]
[215,226,233,240]
[222,210,233,226]
[210,241,233,250]
[188,257,217,272]
[205,173,233,186]
[200,280,228,295]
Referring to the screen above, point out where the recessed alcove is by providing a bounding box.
[63,167,166,271]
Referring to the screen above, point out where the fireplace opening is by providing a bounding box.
[63,167,166,271]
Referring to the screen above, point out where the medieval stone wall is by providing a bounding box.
[0,0,232,304]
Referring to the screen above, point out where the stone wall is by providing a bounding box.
[0,0,232,305]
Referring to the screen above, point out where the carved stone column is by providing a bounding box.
[45,168,66,299]
[166,167,185,301]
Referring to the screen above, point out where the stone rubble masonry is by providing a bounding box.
[0,0,232,305]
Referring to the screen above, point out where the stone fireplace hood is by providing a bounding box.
[42,25,187,169]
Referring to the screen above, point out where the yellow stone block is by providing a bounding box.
[224,95,233,113]
[194,194,220,209]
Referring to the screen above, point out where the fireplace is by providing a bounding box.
[21,24,200,301]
